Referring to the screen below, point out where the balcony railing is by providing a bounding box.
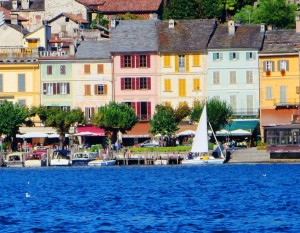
[0,47,39,58]
[232,108,259,118]
[273,98,299,109]
[39,50,69,57]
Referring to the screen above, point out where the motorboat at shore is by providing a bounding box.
[71,151,98,166]
[24,150,47,167]
[88,159,116,166]
[50,149,71,166]
[4,152,26,167]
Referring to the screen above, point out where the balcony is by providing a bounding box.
[0,47,39,59]
[232,108,259,119]
[39,50,69,57]
[274,98,299,110]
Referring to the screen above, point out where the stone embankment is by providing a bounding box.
[229,147,300,163]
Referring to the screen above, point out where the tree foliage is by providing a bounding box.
[149,105,179,137]
[0,100,31,150]
[90,14,109,29]
[32,106,85,148]
[190,99,233,133]
[92,102,138,145]
[116,13,143,20]
[174,102,191,123]
[233,0,296,29]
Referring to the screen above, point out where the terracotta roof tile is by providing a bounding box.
[0,6,27,21]
[101,0,163,12]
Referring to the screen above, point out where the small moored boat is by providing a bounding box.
[50,149,71,166]
[5,152,25,167]
[71,151,98,166]
[24,150,47,167]
[88,159,116,166]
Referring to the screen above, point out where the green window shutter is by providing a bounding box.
[213,53,217,61]
[220,53,223,60]
[263,61,266,71]
[286,60,289,71]
[229,52,233,60]
[236,52,239,60]
[253,53,256,60]
[271,61,275,72]
[246,52,250,60]
[277,60,281,71]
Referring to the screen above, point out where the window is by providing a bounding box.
[229,52,239,60]
[213,71,220,84]
[230,95,237,112]
[84,85,91,95]
[193,78,200,91]
[97,64,104,74]
[230,71,236,84]
[94,84,107,95]
[139,55,147,67]
[246,71,253,84]
[124,55,132,68]
[213,53,222,61]
[47,65,52,75]
[247,95,253,113]
[60,65,66,75]
[280,86,287,103]
[164,55,171,67]
[278,60,289,71]
[18,99,26,106]
[246,52,256,60]
[139,77,147,89]
[0,74,2,92]
[84,64,90,74]
[178,55,185,72]
[18,74,25,92]
[59,83,68,94]
[46,83,54,95]
[165,79,171,91]
[193,55,200,66]
[263,61,274,72]
[85,107,95,123]
[136,101,151,121]
[178,79,186,97]
[60,106,70,112]
[124,78,132,90]
[266,87,272,100]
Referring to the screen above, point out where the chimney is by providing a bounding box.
[168,19,175,29]
[10,14,18,25]
[110,15,116,29]
[260,23,266,33]
[12,0,18,10]
[228,20,235,35]
[21,0,29,10]
[150,13,158,20]
[296,16,300,33]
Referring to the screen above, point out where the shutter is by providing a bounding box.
[121,78,125,90]
[43,83,46,94]
[135,78,140,90]
[94,85,97,95]
[236,52,239,60]
[253,52,256,60]
[286,60,289,71]
[132,55,135,68]
[67,83,70,94]
[271,61,275,72]
[213,53,216,61]
[147,102,151,120]
[53,83,57,94]
[147,54,151,68]
[185,55,189,72]
[121,56,124,68]
[18,74,25,92]
[104,84,107,95]
[91,107,95,117]
[85,108,89,118]
[132,78,136,90]
[98,64,104,74]
[220,53,223,60]
[0,74,2,92]
[246,52,250,60]
[57,83,60,94]
[263,61,266,71]
[193,55,200,66]
[60,65,66,74]
[136,55,140,68]
[229,52,233,60]
[175,55,179,72]
[137,102,141,119]
[278,60,280,71]
[131,102,136,113]
[147,77,151,90]
[164,55,170,67]
[47,66,52,75]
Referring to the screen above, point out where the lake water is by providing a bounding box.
[0,164,300,232]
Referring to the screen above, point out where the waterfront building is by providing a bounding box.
[207,20,265,119]
[259,19,300,141]
[74,40,113,124]
[110,19,159,122]
[156,19,216,109]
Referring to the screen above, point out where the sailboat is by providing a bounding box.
[181,105,228,165]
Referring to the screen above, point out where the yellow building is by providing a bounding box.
[259,27,300,140]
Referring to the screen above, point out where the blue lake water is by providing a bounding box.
[0,164,300,232]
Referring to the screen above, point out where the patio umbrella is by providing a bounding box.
[230,129,251,136]
[177,130,195,136]
[22,132,49,138]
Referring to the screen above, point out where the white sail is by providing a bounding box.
[191,105,208,153]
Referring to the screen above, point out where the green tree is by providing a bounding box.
[149,105,179,144]
[0,100,31,150]
[92,102,138,148]
[32,106,85,149]
[116,13,143,20]
[190,99,233,133]
[174,102,191,123]
[163,0,201,19]
[234,0,296,29]
[90,14,109,29]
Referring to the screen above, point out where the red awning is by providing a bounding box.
[76,126,105,136]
